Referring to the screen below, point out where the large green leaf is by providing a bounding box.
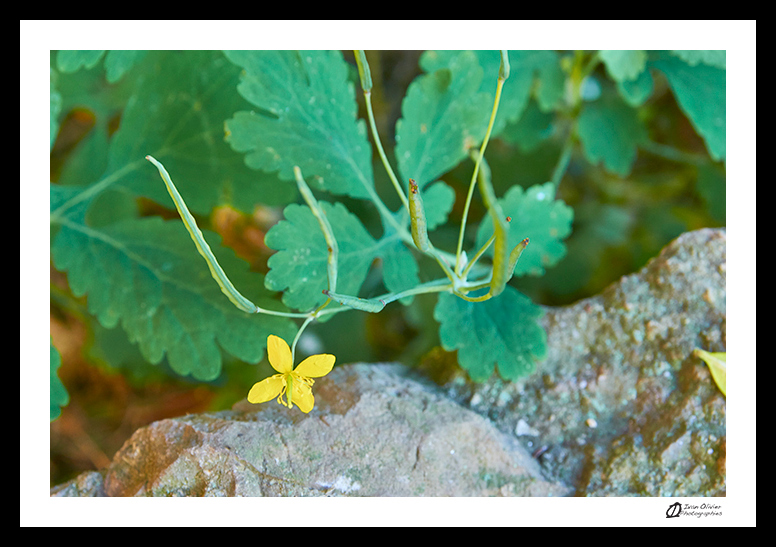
[56,50,105,73]
[670,50,726,70]
[53,51,294,219]
[102,50,147,83]
[420,181,456,231]
[395,50,492,185]
[616,67,654,107]
[265,202,380,311]
[379,236,420,305]
[434,286,546,382]
[577,96,648,176]
[107,50,294,213]
[419,50,564,140]
[599,50,648,82]
[224,50,374,200]
[499,100,556,152]
[51,215,295,381]
[650,52,726,161]
[475,182,574,277]
[599,52,655,106]
[265,202,420,311]
[57,50,147,83]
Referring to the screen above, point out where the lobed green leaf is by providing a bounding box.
[615,68,654,107]
[106,51,294,214]
[379,237,420,305]
[669,50,726,70]
[264,202,380,311]
[224,50,374,200]
[265,202,421,311]
[51,216,295,381]
[421,181,456,231]
[599,50,648,83]
[395,51,491,185]
[577,96,648,176]
[56,50,105,73]
[650,52,726,161]
[475,182,574,277]
[419,50,564,140]
[434,285,547,382]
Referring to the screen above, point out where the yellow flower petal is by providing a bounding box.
[694,349,726,396]
[294,353,335,378]
[247,375,285,403]
[291,380,315,413]
[267,335,293,373]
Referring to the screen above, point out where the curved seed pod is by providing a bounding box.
[408,179,430,252]
[322,290,386,313]
[474,158,509,298]
[145,155,259,314]
[507,238,530,281]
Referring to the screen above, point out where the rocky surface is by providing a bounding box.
[53,364,569,497]
[51,228,725,497]
[433,228,727,496]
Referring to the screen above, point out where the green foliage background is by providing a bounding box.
[50,50,724,485]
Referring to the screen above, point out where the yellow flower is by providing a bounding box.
[247,335,335,413]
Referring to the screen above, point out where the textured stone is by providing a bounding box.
[50,470,106,497]
[55,365,569,497]
[438,228,726,496]
[52,229,725,497]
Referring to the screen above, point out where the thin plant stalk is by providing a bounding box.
[355,51,409,212]
[454,51,509,276]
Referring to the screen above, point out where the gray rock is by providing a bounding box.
[439,228,726,496]
[51,228,725,496]
[50,470,106,497]
[55,365,569,497]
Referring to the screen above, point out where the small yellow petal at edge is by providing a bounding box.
[292,381,315,413]
[694,349,726,397]
[267,335,293,373]
[247,375,285,404]
[294,353,335,378]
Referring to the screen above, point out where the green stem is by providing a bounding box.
[454,53,508,276]
[294,166,339,293]
[461,231,496,278]
[355,50,409,212]
[290,315,315,363]
[550,132,575,188]
[366,93,409,211]
[378,277,452,305]
[316,278,454,317]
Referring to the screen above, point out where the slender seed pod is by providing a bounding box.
[354,50,373,92]
[473,158,509,298]
[408,178,430,252]
[146,155,259,314]
[322,290,386,313]
[507,238,530,281]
